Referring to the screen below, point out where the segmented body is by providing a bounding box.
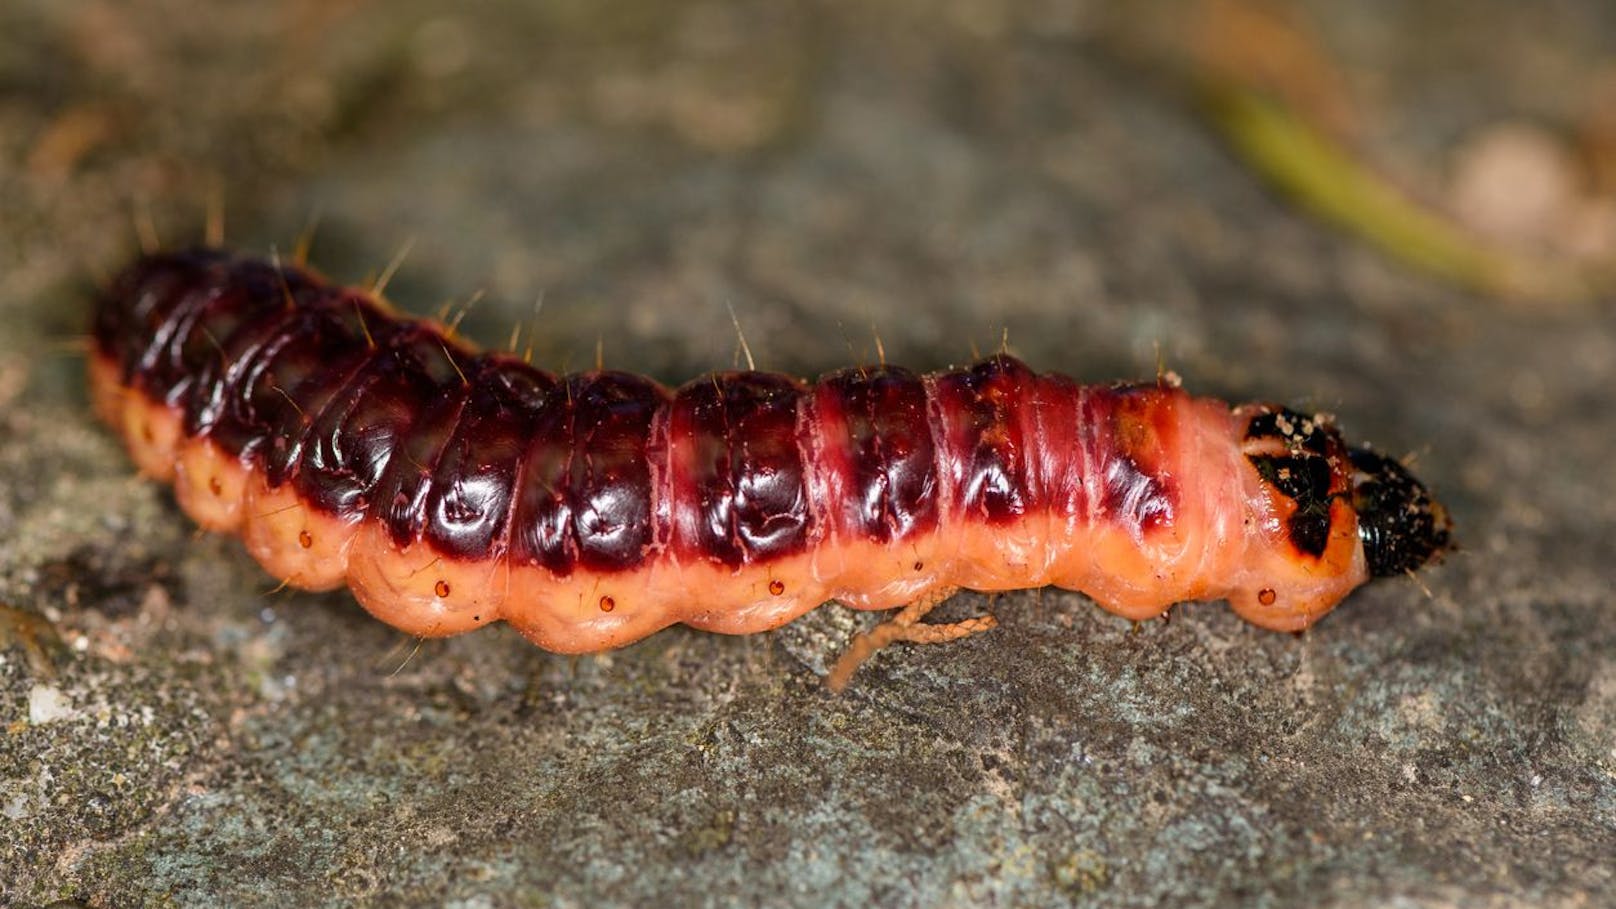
[89,249,1449,658]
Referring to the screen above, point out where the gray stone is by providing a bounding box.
[2,1,1612,906]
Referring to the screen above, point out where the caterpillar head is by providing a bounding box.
[1347,447,1453,577]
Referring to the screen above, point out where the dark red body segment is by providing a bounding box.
[1022,371,1089,530]
[420,358,540,559]
[291,332,446,515]
[1085,385,1179,534]
[556,372,664,572]
[927,355,1041,524]
[506,372,657,575]
[668,372,811,566]
[810,365,939,544]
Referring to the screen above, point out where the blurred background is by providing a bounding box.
[2,1,1614,906]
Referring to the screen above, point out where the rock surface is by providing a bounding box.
[2,1,1613,906]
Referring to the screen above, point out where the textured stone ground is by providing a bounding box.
[2,2,1613,906]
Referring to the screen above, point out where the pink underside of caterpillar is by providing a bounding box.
[90,352,1369,654]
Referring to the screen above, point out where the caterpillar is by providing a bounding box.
[89,247,1452,690]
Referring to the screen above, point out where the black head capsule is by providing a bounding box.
[1347,447,1453,577]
